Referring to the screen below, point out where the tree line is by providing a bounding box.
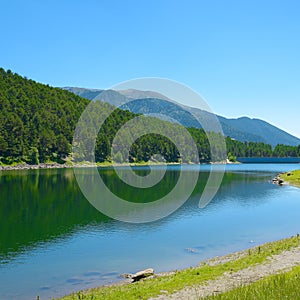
[226,137,300,161]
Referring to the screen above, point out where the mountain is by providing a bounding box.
[62,87,103,100]
[64,87,300,147]
[118,89,171,101]
[217,116,300,147]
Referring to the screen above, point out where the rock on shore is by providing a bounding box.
[272,174,284,185]
[0,163,70,171]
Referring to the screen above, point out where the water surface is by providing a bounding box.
[1,164,300,299]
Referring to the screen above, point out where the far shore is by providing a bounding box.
[0,161,180,172]
[0,160,235,172]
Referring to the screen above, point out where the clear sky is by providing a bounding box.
[1,0,300,137]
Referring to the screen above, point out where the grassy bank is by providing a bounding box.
[58,235,300,300]
[205,264,300,300]
[280,170,300,188]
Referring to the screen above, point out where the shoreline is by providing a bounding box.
[0,162,72,171]
[279,170,300,188]
[58,234,300,299]
[5,159,300,172]
[272,170,300,188]
[0,162,181,172]
[0,161,231,172]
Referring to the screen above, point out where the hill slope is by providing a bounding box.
[64,87,300,147]
[219,116,300,147]
[0,69,89,163]
[0,68,219,164]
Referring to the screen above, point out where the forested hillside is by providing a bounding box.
[0,68,89,164]
[0,68,299,165]
[226,138,300,160]
[0,68,219,164]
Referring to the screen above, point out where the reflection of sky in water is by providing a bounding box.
[0,164,300,299]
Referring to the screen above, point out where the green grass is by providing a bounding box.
[205,264,300,300]
[280,170,300,188]
[58,235,300,300]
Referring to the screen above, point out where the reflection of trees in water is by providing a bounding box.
[172,171,277,219]
[99,168,180,202]
[200,171,276,207]
[0,168,275,262]
[0,169,109,262]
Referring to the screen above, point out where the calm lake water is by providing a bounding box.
[1,164,300,299]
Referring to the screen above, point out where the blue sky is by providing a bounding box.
[1,0,300,137]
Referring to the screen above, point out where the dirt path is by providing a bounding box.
[151,245,300,299]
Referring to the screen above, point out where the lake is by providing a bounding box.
[1,164,300,299]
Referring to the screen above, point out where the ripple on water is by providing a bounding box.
[66,277,85,285]
[39,286,51,291]
[82,271,102,277]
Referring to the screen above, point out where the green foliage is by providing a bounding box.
[113,151,124,163]
[226,137,273,157]
[273,144,300,157]
[0,67,89,163]
[28,147,39,165]
[226,137,300,158]
[68,98,220,164]
[227,152,237,162]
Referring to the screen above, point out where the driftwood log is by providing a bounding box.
[121,268,154,282]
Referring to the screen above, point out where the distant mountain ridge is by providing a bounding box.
[63,87,300,147]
